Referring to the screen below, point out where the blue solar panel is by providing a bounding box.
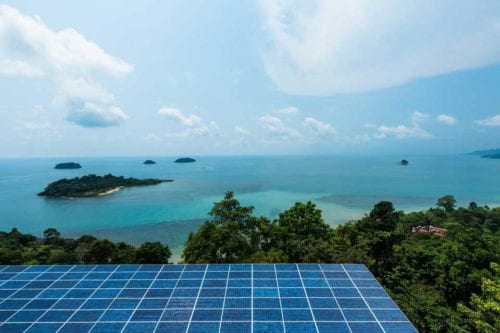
[0,264,417,332]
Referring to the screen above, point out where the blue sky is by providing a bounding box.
[0,0,499,157]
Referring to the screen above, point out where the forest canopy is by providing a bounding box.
[182,193,499,333]
[38,174,172,198]
[1,193,499,332]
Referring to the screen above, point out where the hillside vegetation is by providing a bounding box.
[182,193,499,333]
[1,193,498,332]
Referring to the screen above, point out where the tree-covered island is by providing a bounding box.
[38,174,173,198]
[174,157,196,163]
[54,162,81,169]
[481,153,500,159]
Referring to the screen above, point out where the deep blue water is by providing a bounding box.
[1,155,499,245]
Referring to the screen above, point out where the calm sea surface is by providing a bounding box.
[1,155,499,258]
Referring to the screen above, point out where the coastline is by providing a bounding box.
[97,186,123,196]
[69,219,205,263]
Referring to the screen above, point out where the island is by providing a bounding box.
[143,160,156,165]
[469,148,500,156]
[481,153,500,159]
[38,174,173,198]
[400,159,409,165]
[54,162,81,169]
[174,157,196,163]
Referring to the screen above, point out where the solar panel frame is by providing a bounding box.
[0,264,417,333]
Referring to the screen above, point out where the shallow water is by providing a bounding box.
[1,155,499,259]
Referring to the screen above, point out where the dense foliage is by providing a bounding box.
[2,192,499,332]
[38,174,170,198]
[481,153,500,159]
[0,228,171,265]
[174,157,196,163]
[54,162,81,169]
[183,192,499,332]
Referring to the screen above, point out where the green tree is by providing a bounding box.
[112,242,137,263]
[43,228,61,246]
[458,263,500,333]
[272,202,334,262]
[46,249,79,264]
[136,242,171,264]
[83,239,117,264]
[0,247,23,264]
[183,192,271,263]
[437,195,457,212]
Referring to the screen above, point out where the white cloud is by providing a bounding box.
[159,107,218,138]
[273,106,299,115]
[260,0,500,95]
[437,114,457,125]
[375,124,432,139]
[304,117,336,136]
[177,121,219,138]
[259,114,302,140]
[474,114,500,127]
[66,101,129,128]
[0,5,132,127]
[411,112,430,123]
[158,107,202,126]
[234,126,250,135]
[373,112,433,139]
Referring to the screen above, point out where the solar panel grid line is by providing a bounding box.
[0,265,28,309]
[85,264,131,332]
[7,265,76,332]
[273,264,286,333]
[0,264,418,333]
[296,263,320,333]
[342,264,386,333]
[154,264,186,333]
[87,265,141,332]
[250,263,253,333]
[319,263,353,333]
[55,265,119,333]
[217,264,230,333]
[184,264,208,333]
[0,265,33,327]
[119,264,160,333]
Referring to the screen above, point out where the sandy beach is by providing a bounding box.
[98,186,123,196]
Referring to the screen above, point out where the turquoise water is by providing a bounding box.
[1,155,499,253]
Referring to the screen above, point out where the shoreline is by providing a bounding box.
[97,186,123,196]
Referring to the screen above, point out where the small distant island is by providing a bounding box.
[468,148,500,160]
[481,153,500,159]
[174,157,196,163]
[469,148,500,156]
[54,162,81,169]
[38,174,173,198]
[143,160,156,165]
[400,159,409,165]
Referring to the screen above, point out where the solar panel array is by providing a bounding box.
[0,264,416,333]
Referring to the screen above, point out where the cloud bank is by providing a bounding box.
[260,0,500,95]
[474,114,500,127]
[437,114,457,125]
[304,117,335,136]
[259,114,302,140]
[159,107,219,137]
[374,112,432,139]
[0,5,132,127]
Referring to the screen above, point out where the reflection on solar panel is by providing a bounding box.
[0,264,416,333]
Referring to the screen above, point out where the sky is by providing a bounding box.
[0,0,500,157]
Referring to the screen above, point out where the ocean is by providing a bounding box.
[1,155,499,259]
